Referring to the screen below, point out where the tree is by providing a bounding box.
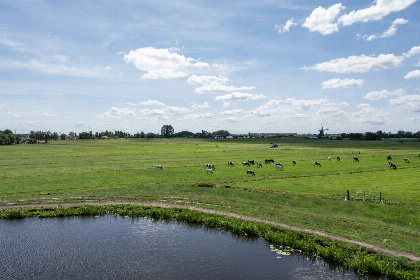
[161,125,174,138]
[212,130,230,138]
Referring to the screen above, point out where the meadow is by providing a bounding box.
[0,137,419,259]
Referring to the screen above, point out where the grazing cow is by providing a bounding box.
[206,169,213,174]
[313,161,321,167]
[328,157,331,161]
[155,165,162,169]
[387,156,392,160]
[404,158,410,163]
[388,162,397,169]
[257,162,263,168]
[337,157,340,161]
[247,170,255,176]
[228,161,234,167]
[248,160,255,165]
[243,162,250,167]
[271,143,278,148]
[276,163,283,171]
[292,160,296,166]
[353,157,359,162]
[265,159,274,164]
[209,164,215,170]
[204,163,210,169]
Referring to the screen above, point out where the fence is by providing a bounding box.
[346,190,382,203]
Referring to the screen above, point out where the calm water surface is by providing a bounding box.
[0,216,381,280]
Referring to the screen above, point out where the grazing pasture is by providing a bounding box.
[0,138,419,257]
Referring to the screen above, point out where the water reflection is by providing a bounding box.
[0,216,382,280]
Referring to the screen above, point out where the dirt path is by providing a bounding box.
[1,201,419,262]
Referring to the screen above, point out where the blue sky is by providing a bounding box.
[1,0,419,134]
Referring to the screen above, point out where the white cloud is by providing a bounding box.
[275,18,297,33]
[191,102,210,109]
[353,103,389,125]
[221,117,241,122]
[306,53,404,73]
[302,4,346,35]
[187,75,255,94]
[165,106,190,115]
[389,95,420,111]
[138,108,166,116]
[215,92,265,102]
[219,109,244,115]
[363,89,406,100]
[357,18,408,41]
[104,66,112,70]
[338,0,416,26]
[139,100,166,106]
[321,78,363,89]
[123,47,208,79]
[103,107,136,118]
[184,113,213,119]
[405,46,420,58]
[404,70,420,79]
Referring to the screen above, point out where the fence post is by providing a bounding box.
[347,190,350,201]
[379,192,382,203]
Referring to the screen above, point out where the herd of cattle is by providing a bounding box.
[155,155,411,175]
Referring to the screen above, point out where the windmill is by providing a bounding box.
[318,123,329,138]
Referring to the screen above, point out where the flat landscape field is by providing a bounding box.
[1,138,419,256]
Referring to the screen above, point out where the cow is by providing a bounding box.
[271,143,278,148]
[404,158,410,163]
[313,161,321,167]
[228,161,234,167]
[204,163,210,169]
[276,163,283,171]
[388,162,397,169]
[209,164,215,169]
[206,169,213,174]
[155,165,162,169]
[248,160,255,165]
[243,162,250,167]
[353,157,359,162]
[247,170,255,176]
[257,162,263,168]
[387,156,392,160]
[292,160,296,166]
[265,159,274,164]
[328,157,331,161]
[337,157,340,161]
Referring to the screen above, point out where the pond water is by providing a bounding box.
[0,215,381,279]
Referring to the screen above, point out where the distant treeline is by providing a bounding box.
[1,127,420,145]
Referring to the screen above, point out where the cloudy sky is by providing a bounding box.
[1,0,420,134]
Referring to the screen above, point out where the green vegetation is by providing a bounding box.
[0,138,419,275]
[1,205,418,279]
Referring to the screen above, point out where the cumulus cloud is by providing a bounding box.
[321,78,363,89]
[138,108,165,116]
[123,47,208,79]
[389,95,420,111]
[302,4,345,35]
[214,92,265,102]
[357,18,408,41]
[191,102,210,109]
[363,89,406,100]
[275,18,297,33]
[404,70,420,79]
[221,116,241,122]
[103,107,136,118]
[338,0,416,26]
[187,75,255,94]
[405,46,420,58]
[138,100,166,106]
[165,106,190,115]
[353,103,389,125]
[305,53,404,73]
[219,109,244,115]
[184,113,213,119]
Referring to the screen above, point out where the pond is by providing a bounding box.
[0,215,381,279]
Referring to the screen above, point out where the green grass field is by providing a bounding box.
[1,138,419,256]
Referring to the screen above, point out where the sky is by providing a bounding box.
[1,0,419,135]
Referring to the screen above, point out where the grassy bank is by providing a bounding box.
[0,138,419,256]
[1,205,419,280]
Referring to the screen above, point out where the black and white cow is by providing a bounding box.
[155,165,163,169]
[337,157,341,161]
[388,161,397,169]
[228,161,234,167]
[387,156,392,160]
[247,170,255,176]
[248,160,255,165]
[265,159,274,164]
[206,169,213,174]
[271,143,278,148]
[257,162,263,168]
[353,157,359,162]
[276,163,283,171]
[328,157,331,161]
[292,160,297,166]
[404,158,410,163]
[243,162,250,167]
[313,161,321,167]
